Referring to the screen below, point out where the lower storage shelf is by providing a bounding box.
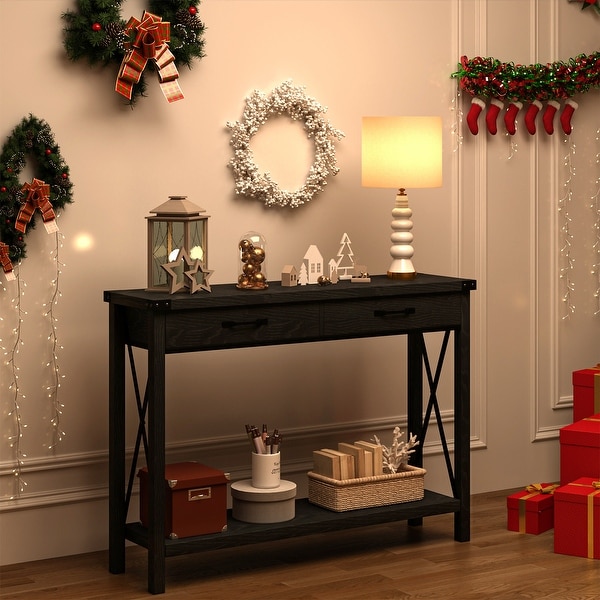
[125,490,460,557]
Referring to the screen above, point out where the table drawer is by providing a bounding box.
[164,304,320,351]
[321,294,461,337]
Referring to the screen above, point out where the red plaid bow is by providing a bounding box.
[115,11,183,103]
[16,178,55,233]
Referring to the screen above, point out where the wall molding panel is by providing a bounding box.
[1,413,482,513]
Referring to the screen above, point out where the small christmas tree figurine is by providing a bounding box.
[372,426,419,474]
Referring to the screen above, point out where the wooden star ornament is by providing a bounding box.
[161,249,214,294]
[184,258,213,293]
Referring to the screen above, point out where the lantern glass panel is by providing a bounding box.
[189,221,205,262]
[150,220,168,288]
[150,220,186,289]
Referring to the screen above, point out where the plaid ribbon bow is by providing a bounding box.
[0,241,13,274]
[16,178,55,233]
[115,11,183,103]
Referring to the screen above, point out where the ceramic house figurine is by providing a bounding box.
[281,265,298,286]
[303,245,324,284]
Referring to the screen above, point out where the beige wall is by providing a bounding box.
[0,0,598,565]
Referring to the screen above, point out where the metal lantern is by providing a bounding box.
[146,196,209,292]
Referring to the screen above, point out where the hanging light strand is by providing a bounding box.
[506,130,518,160]
[591,127,600,316]
[451,89,464,152]
[43,230,66,450]
[558,134,576,319]
[3,267,28,496]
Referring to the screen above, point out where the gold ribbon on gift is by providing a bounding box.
[525,483,558,494]
[518,483,558,533]
[0,241,14,274]
[115,11,184,103]
[567,481,600,559]
[16,178,55,233]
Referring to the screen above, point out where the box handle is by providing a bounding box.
[188,487,212,501]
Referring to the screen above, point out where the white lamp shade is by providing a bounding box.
[361,116,443,189]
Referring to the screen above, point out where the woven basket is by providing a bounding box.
[308,465,426,512]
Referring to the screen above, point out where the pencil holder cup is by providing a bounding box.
[251,452,280,489]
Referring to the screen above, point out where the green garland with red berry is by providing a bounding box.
[0,115,73,264]
[451,51,600,135]
[62,0,205,105]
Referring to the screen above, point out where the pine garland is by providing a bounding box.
[0,116,73,262]
[62,0,206,105]
[452,52,600,102]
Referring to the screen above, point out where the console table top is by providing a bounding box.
[104,273,476,311]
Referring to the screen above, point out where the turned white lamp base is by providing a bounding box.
[387,189,415,280]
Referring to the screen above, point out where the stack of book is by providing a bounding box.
[312,441,384,480]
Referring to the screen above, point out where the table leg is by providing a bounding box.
[108,303,126,574]
[454,297,471,542]
[147,311,167,594]
[407,332,424,527]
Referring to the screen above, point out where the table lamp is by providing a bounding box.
[361,116,442,279]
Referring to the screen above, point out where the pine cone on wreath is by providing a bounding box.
[104,21,126,49]
[176,8,202,30]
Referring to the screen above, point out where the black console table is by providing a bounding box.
[105,273,476,594]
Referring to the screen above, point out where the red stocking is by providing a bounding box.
[486,99,504,135]
[524,100,542,135]
[504,101,522,135]
[466,97,486,135]
[542,100,560,134]
[560,99,578,135]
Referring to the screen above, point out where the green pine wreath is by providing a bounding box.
[62,0,206,105]
[0,115,73,263]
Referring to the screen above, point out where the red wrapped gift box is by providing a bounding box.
[572,366,600,422]
[506,483,557,534]
[554,477,600,559]
[139,462,229,539]
[559,415,600,485]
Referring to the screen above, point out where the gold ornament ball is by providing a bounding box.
[250,247,265,264]
[254,272,267,285]
[239,239,253,251]
[243,262,257,276]
[241,251,253,263]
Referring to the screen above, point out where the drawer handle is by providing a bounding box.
[374,308,416,318]
[222,318,268,329]
[188,487,211,501]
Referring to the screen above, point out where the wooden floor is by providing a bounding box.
[0,489,598,599]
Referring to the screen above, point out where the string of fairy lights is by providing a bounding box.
[44,231,66,451]
[2,268,28,496]
[591,127,600,316]
[1,227,66,498]
[559,135,577,319]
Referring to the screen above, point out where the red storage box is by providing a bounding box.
[559,415,600,485]
[506,484,556,534]
[573,366,600,422]
[139,462,229,539]
[554,477,600,559]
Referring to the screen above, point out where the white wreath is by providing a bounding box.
[226,80,344,208]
